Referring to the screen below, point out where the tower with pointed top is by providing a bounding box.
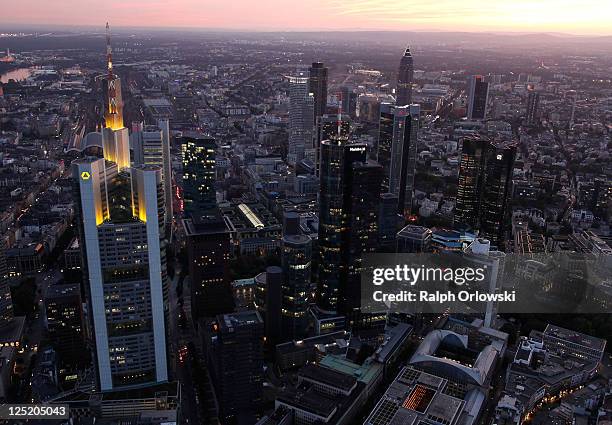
[396,46,414,106]
[104,23,125,132]
[71,25,170,392]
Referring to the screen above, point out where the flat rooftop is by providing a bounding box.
[299,363,357,393]
[544,324,606,351]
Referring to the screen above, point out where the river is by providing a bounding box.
[0,67,32,84]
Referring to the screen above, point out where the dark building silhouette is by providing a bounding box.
[282,211,301,236]
[183,212,234,320]
[378,193,400,252]
[308,62,328,122]
[181,135,217,216]
[281,236,312,341]
[455,137,489,230]
[264,266,283,345]
[317,137,383,325]
[204,310,264,424]
[343,160,383,322]
[377,103,420,214]
[44,283,85,367]
[377,104,395,192]
[317,137,367,314]
[396,46,414,106]
[340,85,357,117]
[479,143,517,248]
[455,137,516,249]
[467,75,489,120]
[315,114,350,177]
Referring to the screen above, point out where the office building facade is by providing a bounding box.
[281,235,312,341]
[288,72,315,165]
[467,75,489,120]
[309,62,328,121]
[183,212,233,320]
[181,135,217,215]
[377,103,420,215]
[204,311,264,423]
[74,158,169,392]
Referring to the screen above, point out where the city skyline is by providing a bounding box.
[2,0,612,36]
[0,8,610,425]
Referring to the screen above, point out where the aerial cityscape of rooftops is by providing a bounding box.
[0,2,611,425]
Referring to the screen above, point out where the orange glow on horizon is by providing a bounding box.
[3,0,612,36]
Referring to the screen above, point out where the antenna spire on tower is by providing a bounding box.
[106,22,113,79]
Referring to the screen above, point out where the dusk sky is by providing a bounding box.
[3,0,612,35]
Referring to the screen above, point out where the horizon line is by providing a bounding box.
[1,22,612,38]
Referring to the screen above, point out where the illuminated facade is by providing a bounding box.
[181,135,217,216]
[132,122,173,229]
[103,23,124,131]
[73,158,169,392]
[396,46,414,106]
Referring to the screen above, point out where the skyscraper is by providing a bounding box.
[455,136,488,230]
[317,136,383,323]
[377,103,420,215]
[72,29,169,390]
[44,283,85,367]
[396,46,414,106]
[181,134,217,216]
[454,137,516,249]
[315,114,350,177]
[378,192,400,252]
[281,234,312,341]
[132,123,173,230]
[103,23,124,132]
[467,75,489,120]
[101,23,130,171]
[204,311,264,424]
[183,212,233,320]
[340,85,357,118]
[479,143,517,248]
[288,72,315,165]
[343,160,383,321]
[73,159,169,391]
[526,89,540,125]
[317,137,367,314]
[308,62,328,121]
